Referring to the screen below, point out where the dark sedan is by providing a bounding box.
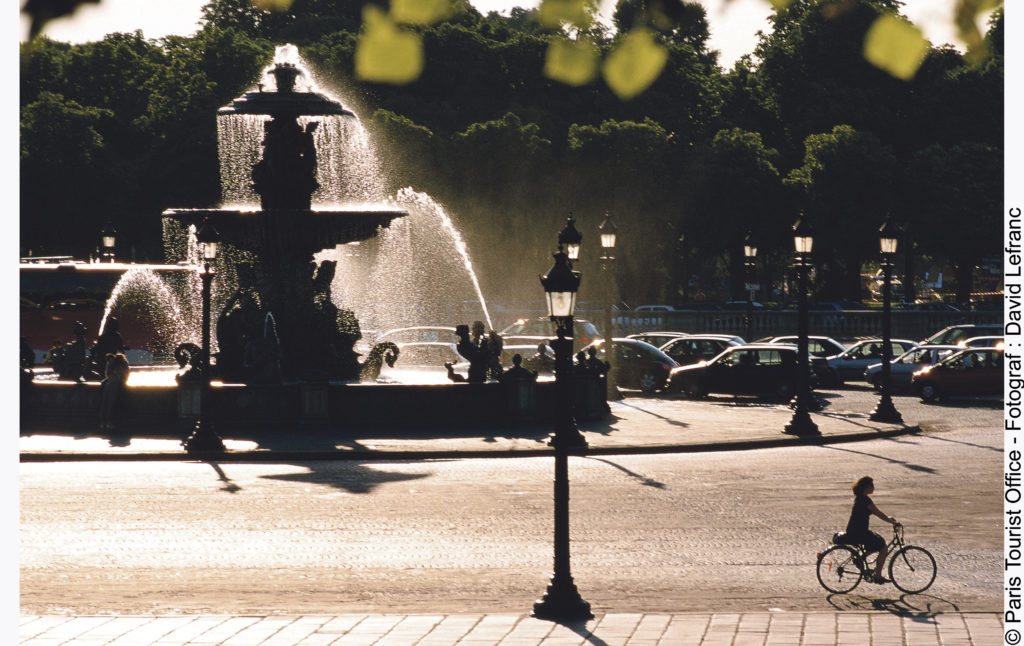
[581,338,678,394]
[665,344,812,400]
[660,335,740,367]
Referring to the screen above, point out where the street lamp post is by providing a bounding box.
[743,232,758,342]
[870,217,903,423]
[558,215,582,264]
[183,219,226,453]
[599,213,620,400]
[101,222,117,263]
[784,214,821,437]
[532,240,592,622]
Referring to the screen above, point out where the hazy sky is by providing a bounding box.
[21,0,979,69]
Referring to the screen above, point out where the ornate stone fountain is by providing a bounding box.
[163,47,405,382]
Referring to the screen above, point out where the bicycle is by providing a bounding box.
[816,523,936,594]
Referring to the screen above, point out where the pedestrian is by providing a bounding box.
[845,476,898,584]
[99,352,130,431]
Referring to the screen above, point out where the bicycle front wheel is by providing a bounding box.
[889,546,936,593]
[817,545,862,593]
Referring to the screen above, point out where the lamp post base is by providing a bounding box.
[549,429,588,452]
[783,408,820,436]
[183,420,225,453]
[532,575,594,621]
[869,395,903,424]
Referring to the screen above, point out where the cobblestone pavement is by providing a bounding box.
[19,390,1003,644]
[18,611,1005,645]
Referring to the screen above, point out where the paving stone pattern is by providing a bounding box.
[18,612,1004,645]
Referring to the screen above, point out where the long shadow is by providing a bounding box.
[258,461,430,494]
[208,461,242,493]
[611,400,689,429]
[926,433,1002,453]
[825,592,960,618]
[820,443,937,474]
[536,619,610,646]
[587,456,666,489]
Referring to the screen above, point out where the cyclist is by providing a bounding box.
[845,476,898,583]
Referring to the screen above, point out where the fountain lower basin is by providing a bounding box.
[21,373,607,437]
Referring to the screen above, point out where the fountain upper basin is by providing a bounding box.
[163,208,406,251]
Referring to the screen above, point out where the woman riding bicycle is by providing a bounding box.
[845,476,898,584]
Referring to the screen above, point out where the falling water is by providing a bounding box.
[319,189,492,334]
[99,268,200,360]
[217,45,494,334]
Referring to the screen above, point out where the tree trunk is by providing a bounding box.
[953,262,974,306]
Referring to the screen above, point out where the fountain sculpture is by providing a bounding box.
[162,46,405,381]
[21,45,609,436]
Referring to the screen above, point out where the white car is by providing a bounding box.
[825,338,919,385]
[863,345,961,390]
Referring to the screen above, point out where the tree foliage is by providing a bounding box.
[18,0,1004,307]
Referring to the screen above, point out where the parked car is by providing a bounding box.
[665,343,812,400]
[627,331,688,349]
[765,335,846,385]
[582,338,677,394]
[723,300,765,310]
[377,341,469,384]
[500,342,555,377]
[634,304,677,312]
[957,336,1004,349]
[499,317,601,351]
[659,335,740,367]
[765,335,847,357]
[825,338,919,385]
[863,345,961,390]
[921,324,1003,346]
[911,347,1004,402]
[362,326,456,348]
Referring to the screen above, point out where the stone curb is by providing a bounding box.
[19,425,920,463]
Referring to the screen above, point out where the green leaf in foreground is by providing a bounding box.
[544,37,599,86]
[863,14,928,80]
[252,0,294,10]
[355,5,424,84]
[538,0,593,29]
[602,28,668,100]
[390,0,453,25]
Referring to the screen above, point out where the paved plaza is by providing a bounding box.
[18,611,1006,645]
[20,389,1004,645]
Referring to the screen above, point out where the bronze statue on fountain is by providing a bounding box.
[162,48,405,383]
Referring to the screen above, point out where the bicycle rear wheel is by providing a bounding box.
[817,545,862,593]
[889,545,936,593]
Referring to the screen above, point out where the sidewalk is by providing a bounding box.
[18,611,1005,645]
[19,397,922,462]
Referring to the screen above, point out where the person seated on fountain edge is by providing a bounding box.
[55,320,89,381]
[89,317,126,377]
[523,341,555,375]
[499,354,536,382]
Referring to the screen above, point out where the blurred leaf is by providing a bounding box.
[538,0,593,29]
[251,0,293,10]
[955,0,1001,63]
[355,5,423,84]
[863,14,928,80]
[391,0,453,25]
[602,28,668,100]
[768,0,794,9]
[21,0,99,40]
[544,37,598,86]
